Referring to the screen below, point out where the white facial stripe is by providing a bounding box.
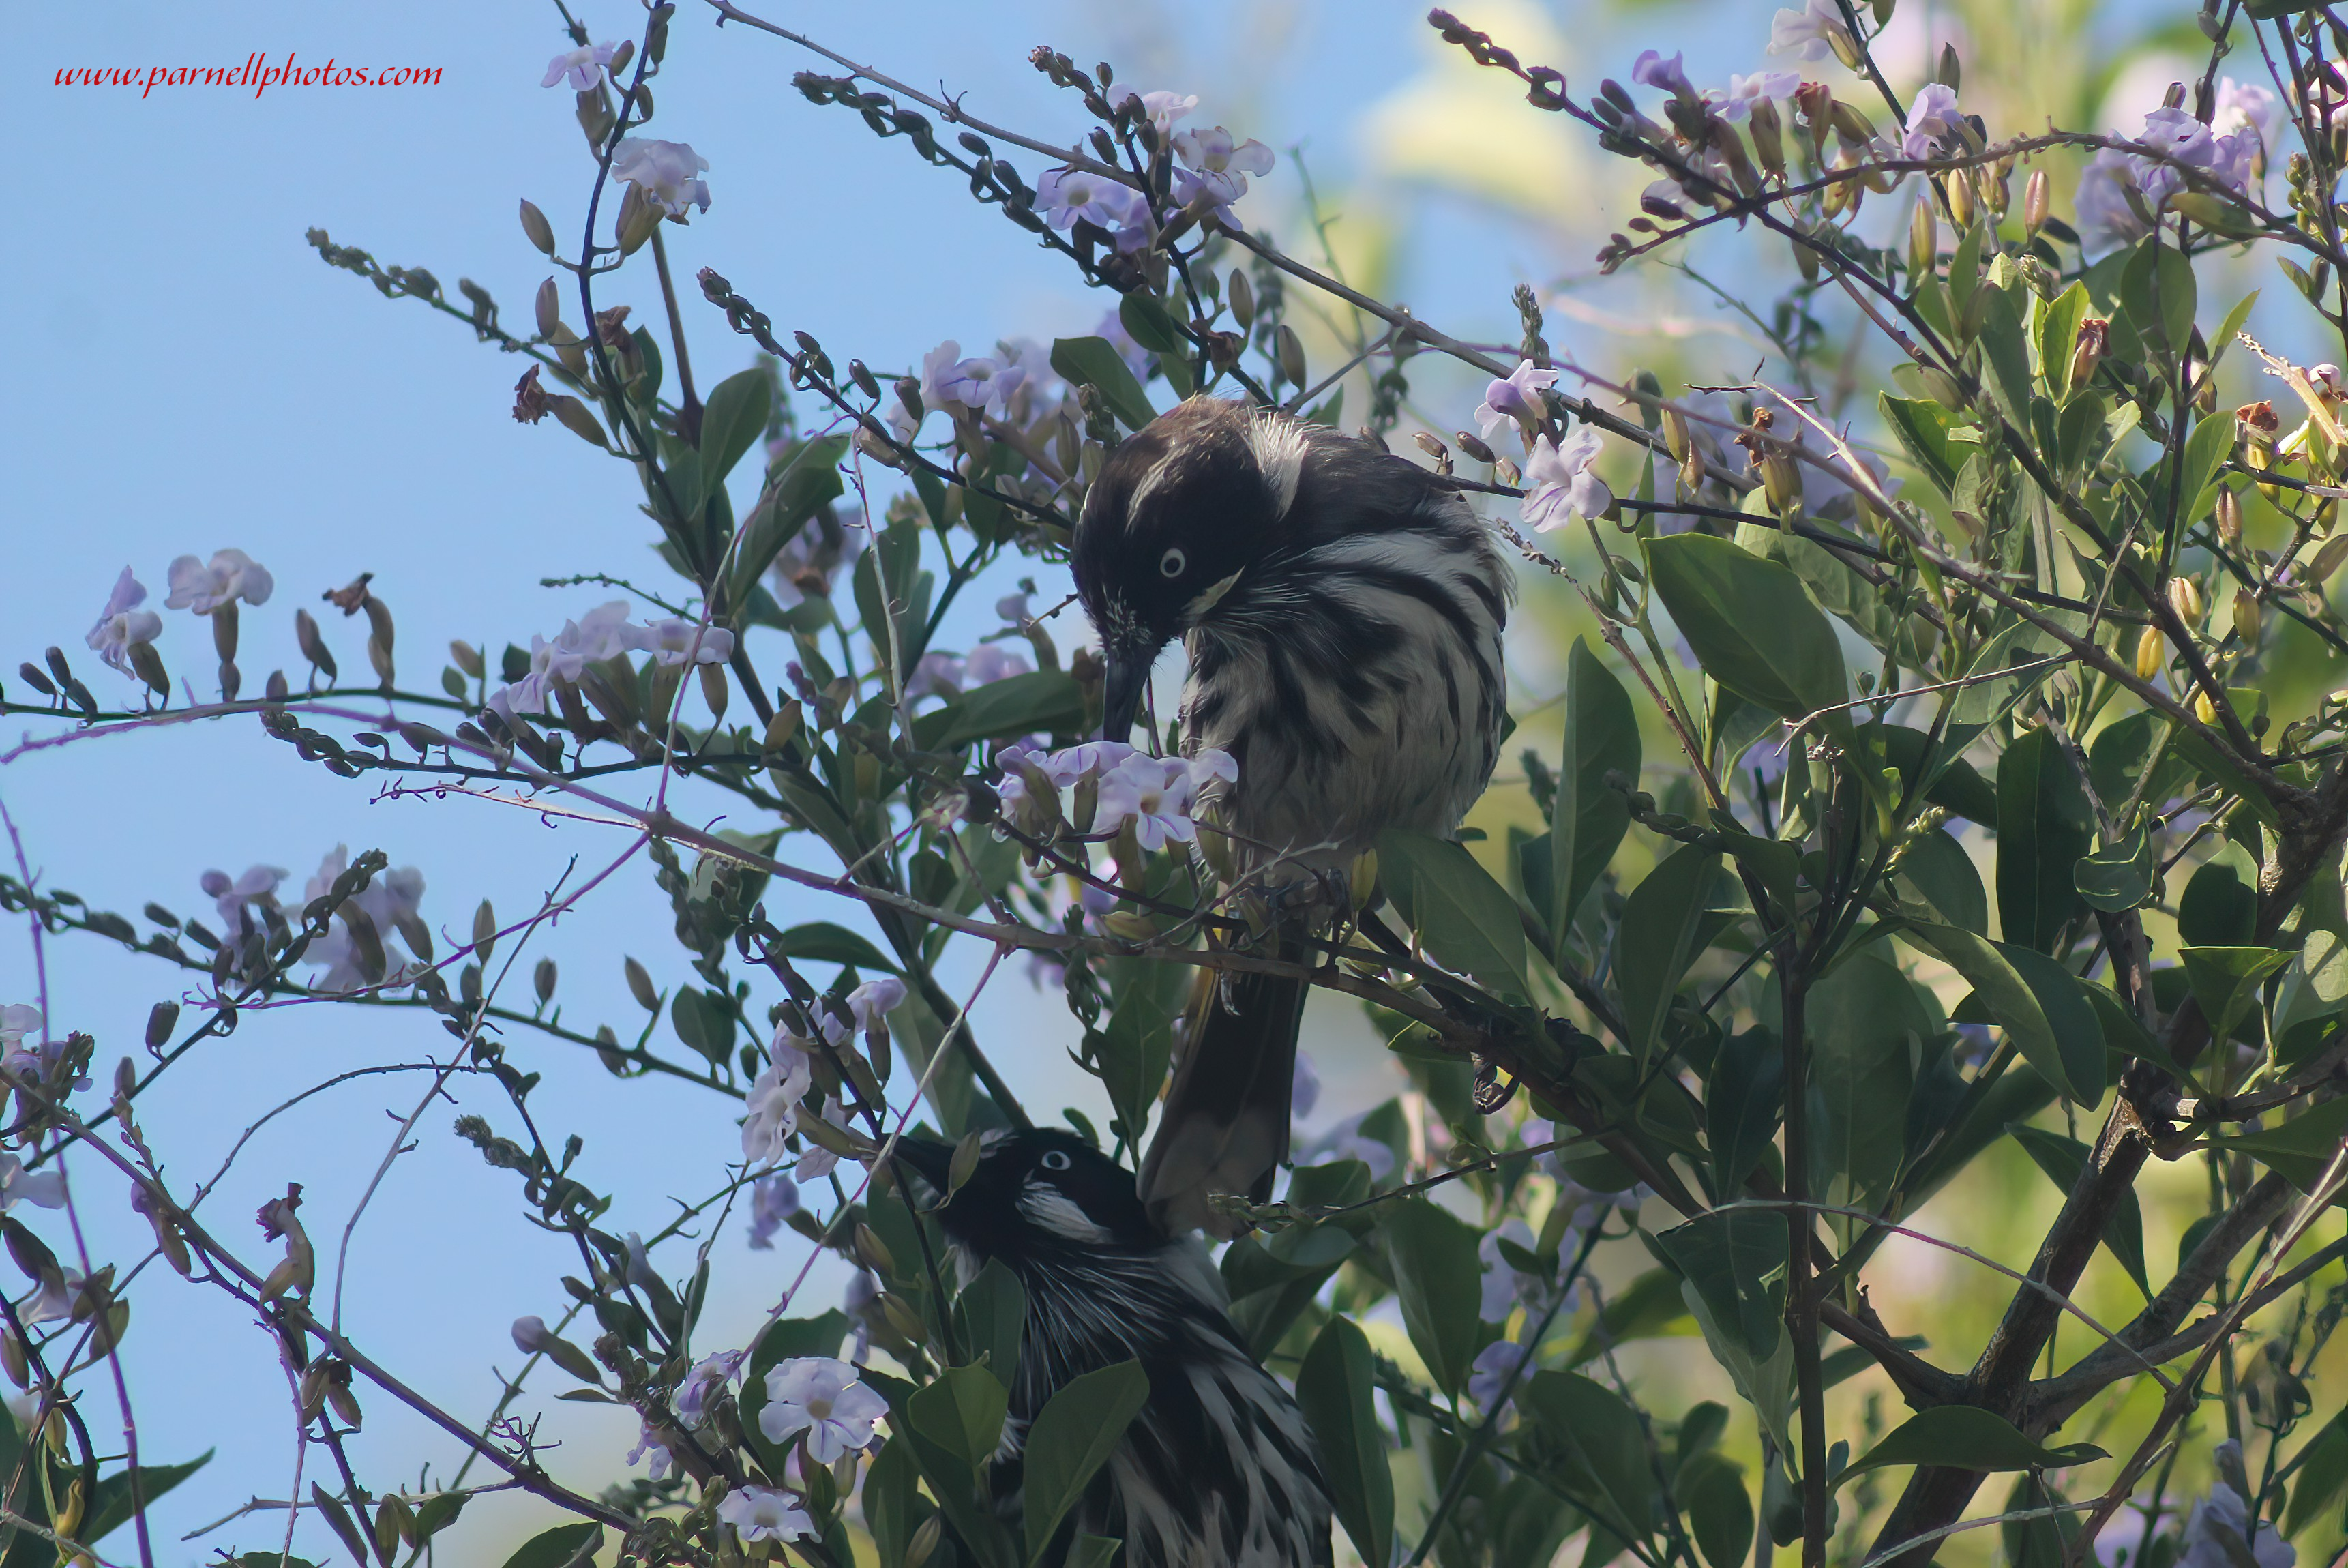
[1123,448,1187,526]
[1245,415,1309,520]
[1017,1182,1114,1243]
[1181,569,1245,625]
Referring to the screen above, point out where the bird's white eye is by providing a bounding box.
[1159,548,1187,578]
[1040,1149,1073,1172]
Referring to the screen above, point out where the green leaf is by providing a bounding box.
[1521,1371,1656,1539]
[2179,842,2259,947]
[1707,1027,1785,1196]
[1680,1277,1796,1461]
[1615,847,1723,1065]
[1996,728,2094,953]
[2120,235,2197,363]
[1554,637,1641,939]
[2179,946,2292,1052]
[2283,1410,2348,1537]
[2177,409,2237,524]
[1567,1267,1697,1365]
[910,1363,1011,1470]
[2038,282,2092,402]
[2272,929,2348,1059]
[309,1483,371,1568]
[953,1259,1026,1392]
[499,1522,601,1568]
[1295,1318,1395,1568]
[915,670,1088,752]
[1383,1196,1484,1396]
[1839,1406,2105,1485]
[1094,955,1185,1145]
[1952,615,2070,729]
[1652,1208,1788,1361]
[1050,336,1156,432]
[1899,924,2092,1102]
[2214,1089,2348,1192]
[1117,292,1184,353]
[699,366,773,485]
[1675,1451,1755,1568]
[1807,953,1929,1201]
[2007,1125,2151,1299]
[730,434,848,615]
[1976,284,2033,426]
[1896,828,1989,934]
[1377,829,1532,1003]
[1021,1359,1150,1563]
[2074,825,2154,913]
[775,921,902,975]
[2088,711,2195,814]
[1879,395,1963,497]
[1646,535,1848,737]
[83,1450,210,1545]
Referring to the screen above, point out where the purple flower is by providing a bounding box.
[200,864,290,938]
[1521,428,1611,533]
[2074,148,2149,259]
[541,42,618,91]
[1631,50,1694,98]
[741,1033,814,1168]
[1467,1340,1533,1411]
[760,1357,888,1461]
[1171,127,1275,213]
[2180,1482,2293,1568]
[1095,753,1202,850]
[717,1486,812,1545]
[746,1172,800,1249]
[1901,83,1964,161]
[85,569,161,675]
[164,549,273,615]
[1769,0,1854,62]
[624,1419,673,1480]
[1036,168,1144,231]
[933,353,1025,417]
[1474,359,1560,441]
[1714,70,1800,122]
[610,138,710,218]
[2214,78,2286,167]
[1291,1050,1320,1123]
[1299,1112,1397,1182]
[674,1349,747,1425]
[1128,91,1198,135]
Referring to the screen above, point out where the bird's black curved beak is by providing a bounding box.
[887,1136,954,1200]
[1101,645,1155,743]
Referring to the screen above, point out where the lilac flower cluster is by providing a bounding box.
[997,741,1238,851]
[484,600,735,723]
[739,979,903,1176]
[1032,89,1274,244]
[2075,83,2283,258]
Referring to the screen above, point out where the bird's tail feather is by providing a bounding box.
[1139,955,1308,1238]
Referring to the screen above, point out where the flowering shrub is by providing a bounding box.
[17,2,2348,1567]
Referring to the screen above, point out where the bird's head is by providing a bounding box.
[891,1128,1163,1262]
[1071,397,1309,741]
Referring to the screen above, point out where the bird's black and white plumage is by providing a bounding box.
[1072,397,1513,1232]
[892,1129,1334,1568]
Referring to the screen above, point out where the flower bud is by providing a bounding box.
[1747,98,1786,177]
[1944,168,1975,227]
[1909,198,1938,280]
[2068,319,2109,392]
[2194,690,2219,724]
[1100,911,1160,943]
[1829,100,1881,149]
[1661,406,1693,462]
[1228,267,1255,331]
[520,198,556,256]
[2215,486,2245,544]
[1276,325,1307,387]
[2135,625,2165,681]
[616,183,661,256]
[2234,588,2261,642]
[2023,167,2050,236]
[127,640,169,698]
[2313,533,2348,582]
[853,1222,895,1278]
[1455,430,1496,464]
[1920,366,1967,410]
[625,957,659,1011]
[535,278,562,339]
[547,396,610,449]
[2168,576,2205,625]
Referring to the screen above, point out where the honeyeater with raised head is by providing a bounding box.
[892,1128,1335,1567]
[1071,396,1512,1234]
